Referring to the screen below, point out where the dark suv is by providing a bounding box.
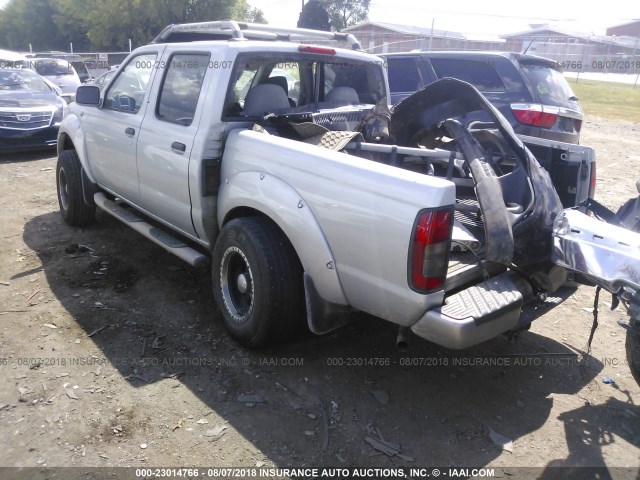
[382,51,583,144]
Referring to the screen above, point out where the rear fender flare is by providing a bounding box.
[217,171,348,306]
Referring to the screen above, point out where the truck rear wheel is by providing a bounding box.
[56,150,95,226]
[212,217,305,348]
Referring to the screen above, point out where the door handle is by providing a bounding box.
[125,127,135,137]
[171,141,186,154]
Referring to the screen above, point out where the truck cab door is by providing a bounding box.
[83,52,161,202]
[136,53,210,238]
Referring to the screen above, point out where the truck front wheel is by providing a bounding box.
[56,150,95,226]
[212,217,305,348]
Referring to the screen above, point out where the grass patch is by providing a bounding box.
[566,78,640,122]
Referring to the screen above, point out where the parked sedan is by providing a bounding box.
[0,68,67,151]
[30,58,81,103]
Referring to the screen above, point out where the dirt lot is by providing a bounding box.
[0,117,639,478]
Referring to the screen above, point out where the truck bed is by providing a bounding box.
[447,190,505,292]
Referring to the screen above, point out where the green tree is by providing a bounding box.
[321,0,370,31]
[0,0,267,52]
[297,0,330,31]
[52,0,95,51]
[0,0,67,51]
[234,0,267,23]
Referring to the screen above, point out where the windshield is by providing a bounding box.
[520,63,579,107]
[33,59,74,76]
[224,53,386,118]
[0,69,51,92]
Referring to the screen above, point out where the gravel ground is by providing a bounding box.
[0,116,638,479]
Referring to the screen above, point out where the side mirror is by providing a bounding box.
[76,85,101,106]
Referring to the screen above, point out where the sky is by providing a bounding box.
[248,0,640,40]
[0,0,638,40]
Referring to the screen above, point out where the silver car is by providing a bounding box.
[30,58,81,103]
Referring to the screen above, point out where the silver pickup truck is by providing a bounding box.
[56,21,596,349]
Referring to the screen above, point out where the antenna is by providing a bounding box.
[522,39,534,54]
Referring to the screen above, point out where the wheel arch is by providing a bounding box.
[218,172,348,307]
[223,207,302,265]
[57,129,98,207]
[57,117,96,184]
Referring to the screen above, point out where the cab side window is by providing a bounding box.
[156,53,209,126]
[104,53,157,113]
[430,59,506,92]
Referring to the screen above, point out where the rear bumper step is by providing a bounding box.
[411,271,534,349]
[94,192,208,269]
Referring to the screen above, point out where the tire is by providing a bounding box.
[56,150,95,226]
[626,319,640,385]
[212,217,305,348]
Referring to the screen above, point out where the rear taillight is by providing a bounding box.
[409,208,453,292]
[511,103,559,128]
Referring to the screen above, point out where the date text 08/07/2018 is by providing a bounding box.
[134,467,496,478]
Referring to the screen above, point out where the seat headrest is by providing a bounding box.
[243,84,291,116]
[264,76,289,94]
[325,86,360,105]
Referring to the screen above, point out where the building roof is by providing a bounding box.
[500,26,638,48]
[500,26,589,40]
[342,21,465,40]
[607,19,640,29]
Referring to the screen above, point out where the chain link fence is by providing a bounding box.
[52,35,640,80]
[520,38,640,74]
[356,32,640,75]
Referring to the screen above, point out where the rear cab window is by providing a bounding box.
[223,52,386,119]
[430,58,506,92]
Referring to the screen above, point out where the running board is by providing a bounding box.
[94,193,208,269]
